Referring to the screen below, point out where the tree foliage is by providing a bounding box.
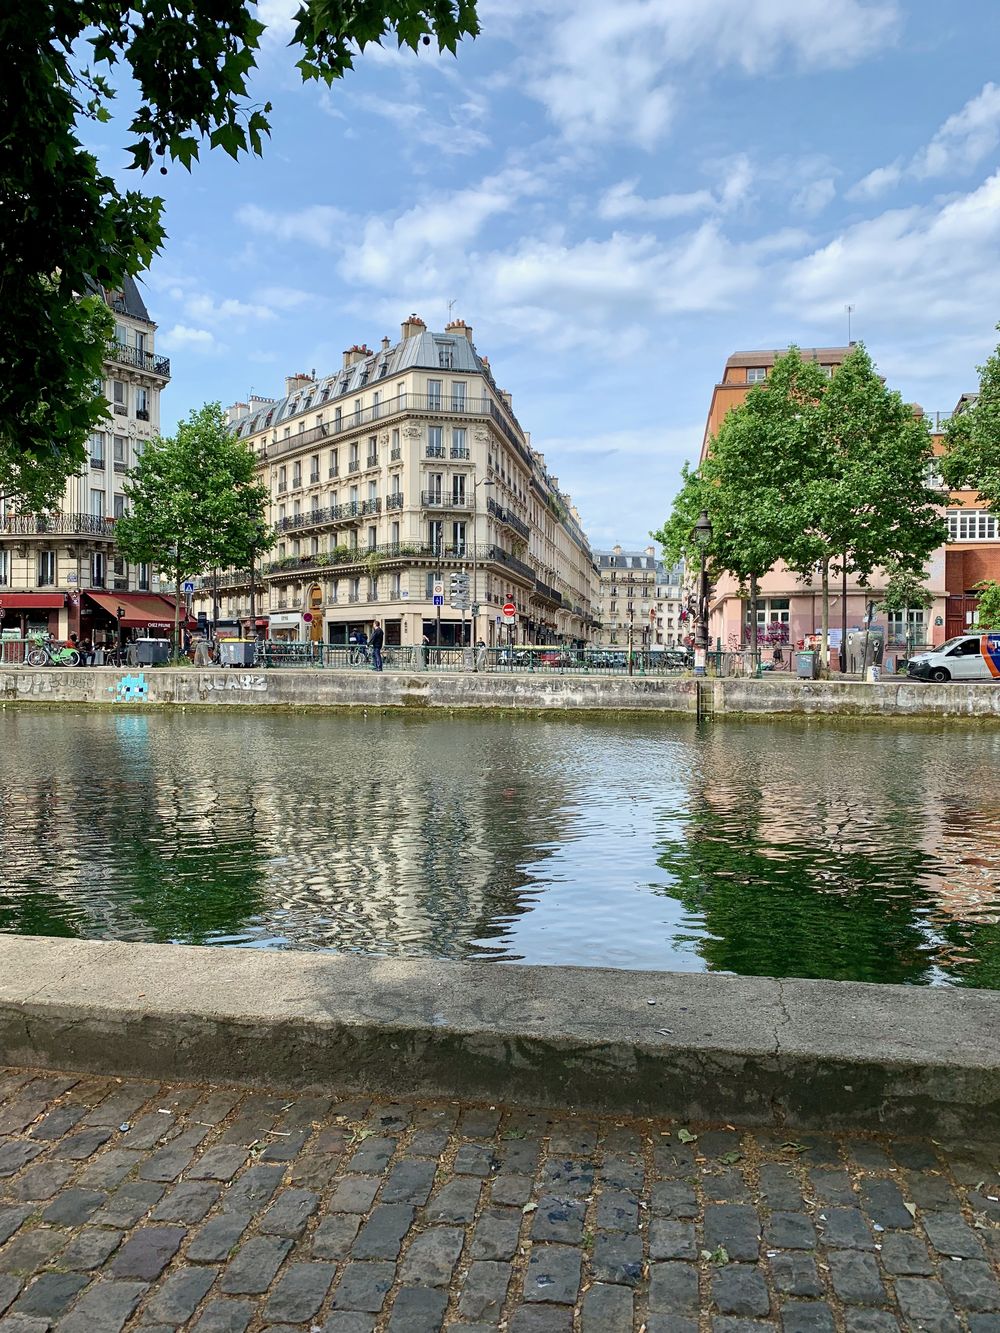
[974,580,1000,631]
[0,1,479,500]
[655,346,947,667]
[115,403,272,643]
[940,327,1000,511]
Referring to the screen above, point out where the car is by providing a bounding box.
[907,633,1000,682]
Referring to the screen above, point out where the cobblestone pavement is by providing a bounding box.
[0,1069,998,1331]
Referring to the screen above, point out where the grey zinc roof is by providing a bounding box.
[87,273,153,323]
[595,550,683,581]
[238,327,494,437]
[725,345,851,368]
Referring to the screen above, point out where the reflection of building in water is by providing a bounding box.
[250,717,570,958]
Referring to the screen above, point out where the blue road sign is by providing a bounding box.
[433,594,443,606]
[183,581,195,593]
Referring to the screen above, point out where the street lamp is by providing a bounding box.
[692,509,713,676]
[469,474,494,666]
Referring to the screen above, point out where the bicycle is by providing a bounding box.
[25,635,80,668]
[348,644,395,668]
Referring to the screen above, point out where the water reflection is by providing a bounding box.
[0,709,998,986]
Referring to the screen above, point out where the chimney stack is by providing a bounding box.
[341,344,373,368]
[381,336,391,351]
[226,402,249,425]
[445,318,473,343]
[400,313,426,340]
[284,372,312,395]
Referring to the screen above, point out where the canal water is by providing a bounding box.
[1,709,999,987]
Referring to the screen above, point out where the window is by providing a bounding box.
[38,551,56,586]
[349,485,359,506]
[947,509,999,541]
[90,488,104,518]
[372,391,381,418]
[293,499,301,518]
[349,443,359,470]
[112,380,127,413]
[310,536,319,556]
[113,556,125,576]
[310,455,319,483]
[135,387,149,419]
[429,520,444,552]
[887,608,926,645]
[746,367,767,383]
[353,398,362,424]
[426,572,437,598]
[329,449,338,477]
[437,342,454,369]
[89,433,105,468]
[391,428,400,458]
[427,425,444,457]
[334,406,342,430]
[292,463,302,489]
[391,572,401,599]
[756,597,790,625]
[367,435,378,466]
[113,435,127,465]
[452,474,466,505]
[452,521,466,553]
[451,426,468,458]
[277,465,287,492]
[91,552,106,587]
[138,563,150,591]
[427,379,442,410]
[113,493,125,519]
[427,472,443,502]
[367,525,377,550]
[451,382,466,411]
[391,520,400,545]
[0,550,8,586]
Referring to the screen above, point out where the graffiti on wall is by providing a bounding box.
[109,673,149,703]
[203,673,267,693]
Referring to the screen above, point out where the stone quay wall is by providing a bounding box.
[1,666,1000,718]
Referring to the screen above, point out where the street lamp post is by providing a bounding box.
[470,474,494,667]
[693,509,713,676]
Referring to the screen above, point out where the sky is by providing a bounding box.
[91,0,1000,548]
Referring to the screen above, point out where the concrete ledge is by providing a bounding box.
[1,666,999,718]
[1,937,998,1136]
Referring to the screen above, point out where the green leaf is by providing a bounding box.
[677,1127,697,1144]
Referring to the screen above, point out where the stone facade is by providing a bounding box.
[592,546,685,651]
[194,316,599,649]
[0,277,171,641]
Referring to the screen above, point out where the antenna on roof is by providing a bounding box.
[845,304,855,344]
[447,298,456,321]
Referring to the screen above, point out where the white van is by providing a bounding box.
[907,633,1000,683]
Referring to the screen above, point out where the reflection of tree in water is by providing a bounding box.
[0,889,81,938]
[654,726,953,985]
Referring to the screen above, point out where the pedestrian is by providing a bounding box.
[475,637,487,672]
[369,619,384,672]
[419,631,430,671]
[193,633,212,667]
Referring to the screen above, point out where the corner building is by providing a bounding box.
[214,315,598,648]
[0,277,172,642]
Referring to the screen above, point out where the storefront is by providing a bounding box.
[268,611,303,642]
[0,593,66,638]
[80,591,189,644]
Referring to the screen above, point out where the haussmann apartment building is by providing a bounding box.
[0,276,176,645]
[200,315,599,649]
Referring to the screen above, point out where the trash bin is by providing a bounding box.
[796,650,818,680]
[133,638,170,666]
[218,638,256,668]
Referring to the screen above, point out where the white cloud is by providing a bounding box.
[509,0,898,149]
[237,203,347,249]
[792,176,836,217]
[254,285,314,311]
[599,156,753,223]
[159,324,217,350]
[183,294,275,327]
[344,93,490,156]
[257,0,299,41]
[849,82,1000,198]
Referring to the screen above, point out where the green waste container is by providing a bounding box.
[796,650,819,680]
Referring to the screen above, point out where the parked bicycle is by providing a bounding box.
[348,644,396,668]
[25,634,80,668]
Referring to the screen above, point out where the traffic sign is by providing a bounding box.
[432,581,444,597]
[183,580,195,593]
[433,595,443,607]
[303,612,313,623]
[502,601,517,617]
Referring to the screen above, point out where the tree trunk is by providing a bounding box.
[821,557,830,676]
[173,560,181,658]
[749,573,759,655]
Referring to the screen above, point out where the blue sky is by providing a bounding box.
[93,0,1000,547]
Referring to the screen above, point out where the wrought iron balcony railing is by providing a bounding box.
[108,342,171,378]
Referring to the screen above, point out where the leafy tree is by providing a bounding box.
[115,402,272,649]
[940,328,1000,509]
[974,580,1000,631]
[0,2,480,502]
[775,345,946,671]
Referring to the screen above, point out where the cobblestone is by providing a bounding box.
[0,1066,995,1329]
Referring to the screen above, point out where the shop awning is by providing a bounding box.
[83,591,193,629]
[0,594,66,609]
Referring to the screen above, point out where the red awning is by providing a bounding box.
[83,591,193,629]
[0,593,65,610]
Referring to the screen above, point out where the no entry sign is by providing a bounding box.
[502,602,517,618]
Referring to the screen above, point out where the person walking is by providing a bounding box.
[370,619,384,672]
[475,637,487,672]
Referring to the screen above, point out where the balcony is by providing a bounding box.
[328,465,339,478]
[0,513,116,538]
[486,496,530,540]
[264,541,537,582]
[366,454,378,468]
[421,491,471,509]
[109,342,171,379]
[277,482,287,494]
[113,403,127,416]
[426,444,445,459]
[534,579,563,607]
[450,445,470,459]
[386,493,404,511]
[367,592,379,602]
[113,460,127,473]
[348,594,360,604]
[390,447,401,461]
[348,460,361,473]
[90,456,105,470]
[309,471,320,484]
[135,408,150,422]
